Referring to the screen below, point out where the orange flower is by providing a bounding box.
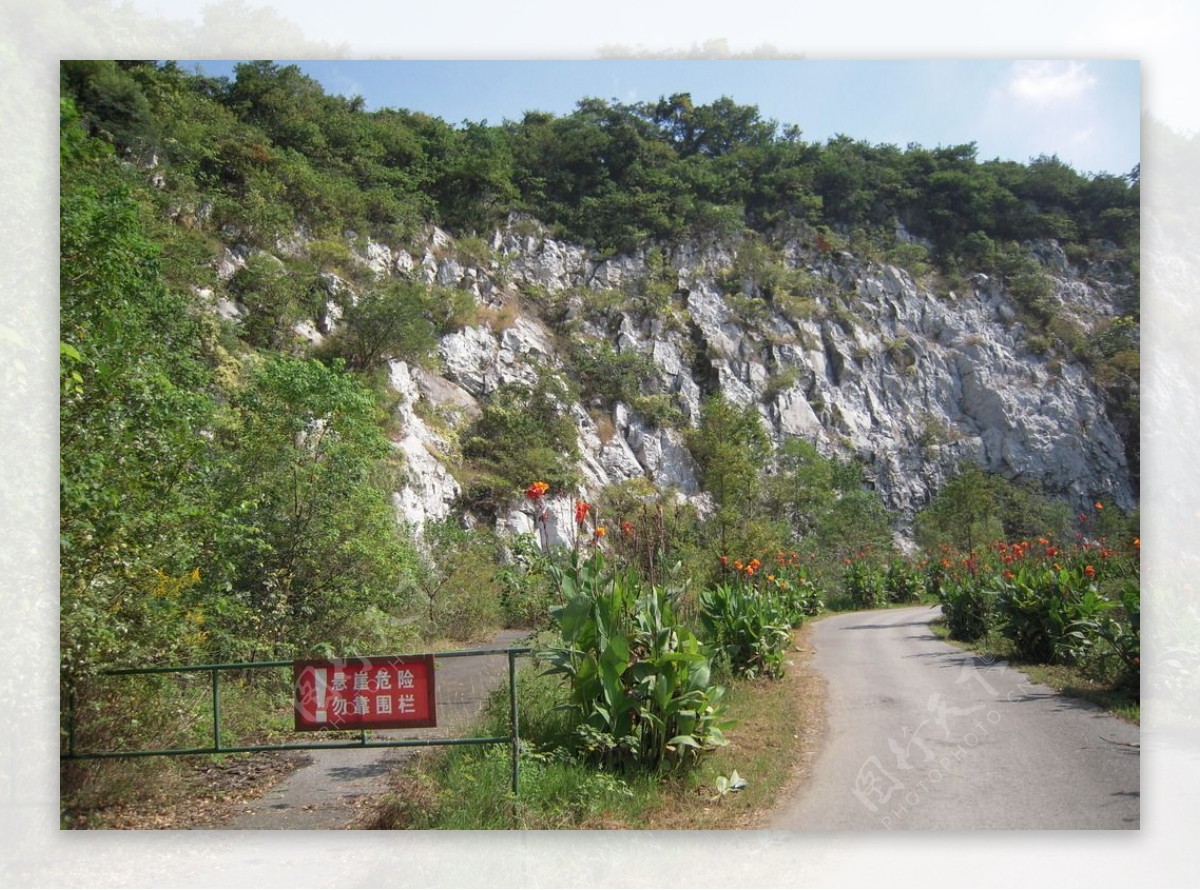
[620,520,634,538]
[719,555,729,566]
[526,481,549,499]
[594,526,607,538]
[575,501,591,524]
[1134,538,1141,549]
[1084,565,1096,579]
[1094,501,1104,511]
[734,560,745,571]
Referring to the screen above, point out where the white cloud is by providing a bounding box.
[1007,60,1097,106]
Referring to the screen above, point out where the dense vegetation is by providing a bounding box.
[60,60,1139,826]
[60,61,1139,268]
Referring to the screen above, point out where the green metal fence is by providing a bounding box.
[62,645,533,795]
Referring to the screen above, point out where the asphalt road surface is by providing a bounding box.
[770,605,1139,829]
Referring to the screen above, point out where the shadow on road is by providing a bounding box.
[328,762,394,780]
[838,619,937,631]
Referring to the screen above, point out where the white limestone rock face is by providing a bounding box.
[439,325,500,396]
[616,406,701,496]
[504,236,590,292]
[503,496,578,550]
[773,386,822,439]
[211,220,1135,537]
[360,240,394,278]
[215,245,250,281]
[387,362,461,531]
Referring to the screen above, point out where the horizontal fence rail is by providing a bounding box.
[62,646,533,794]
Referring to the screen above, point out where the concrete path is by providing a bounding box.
[769,606,1139,830]
[212,629,530,830]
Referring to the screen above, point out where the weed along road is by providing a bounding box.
[770,605,1140,829]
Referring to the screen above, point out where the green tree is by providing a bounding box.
[687,395,772,554]
[321,280,439,372]
[227,252,309,349]
[915,465,1004,553]
[206,356,417,656]
[60,102,216,681]
[60,61,155,150]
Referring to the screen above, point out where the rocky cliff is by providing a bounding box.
[220,219,1137,545]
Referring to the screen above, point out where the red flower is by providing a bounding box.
[1084,565,1096,579]
[620,520,635,538]
[526,481,549,500]
[575,501,591,524]
[719,555,729,566]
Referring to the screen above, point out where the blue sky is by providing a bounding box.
[185,59,1140,177]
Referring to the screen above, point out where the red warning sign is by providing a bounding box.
[293,655,437,731]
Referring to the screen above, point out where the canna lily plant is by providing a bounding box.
[539,550,728,772]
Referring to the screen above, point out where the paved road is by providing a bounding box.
[214,629,530,830]
[770,606,1139,830]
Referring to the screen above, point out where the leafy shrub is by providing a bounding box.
[416,519,505,641]
[1068,580,1140,692]
[936,575,995,642]
[996,565,1114,665]
[843,559,886,609]
[460,379,581,517]
[495,534,561,629]
[885,558,923,603]
[539,552,728,772]
[699,580,793,679]
[885,242,931,278]
[564,336,656,410]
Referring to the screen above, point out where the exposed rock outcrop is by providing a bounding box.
[296,223,1136,540]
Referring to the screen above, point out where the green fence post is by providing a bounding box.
[211,668,222,752]
[508,649,519,797]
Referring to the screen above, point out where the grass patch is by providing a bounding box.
[364,625,823,830]
[929,617,1140,723]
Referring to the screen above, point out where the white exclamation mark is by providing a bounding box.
[314,668,328,723]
